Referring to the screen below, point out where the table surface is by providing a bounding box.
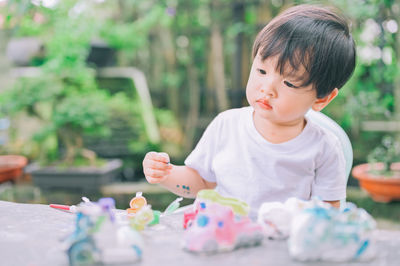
[0,200,399,266]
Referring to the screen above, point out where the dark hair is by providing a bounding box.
[252,4,356,98]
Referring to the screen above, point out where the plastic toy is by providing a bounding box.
[127,192,147,214]
[257,197,330,239]
[64,197,143,265]
[129,205,155,231]
[288,202,376,262]
[163,196,183,215]
[183,208,198,230]
[125,192,183,228]
[197,189,249,215]
[183,202,263,254]
[183,189,249,229]
[49,203,77,213]
[149,197,183,226]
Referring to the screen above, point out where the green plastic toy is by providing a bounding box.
[196,189,249,216]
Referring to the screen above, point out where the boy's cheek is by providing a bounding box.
[245,78,257,91]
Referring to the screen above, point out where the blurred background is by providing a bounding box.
[0,0,399,227]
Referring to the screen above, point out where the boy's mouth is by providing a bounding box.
[256,99,272,110]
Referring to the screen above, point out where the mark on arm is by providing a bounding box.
[176,184,191,195]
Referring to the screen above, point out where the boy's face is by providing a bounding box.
[246,54,329,126]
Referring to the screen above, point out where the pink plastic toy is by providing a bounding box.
[183,204,199,229]
[183,189,249,229]
[183,202,263,253]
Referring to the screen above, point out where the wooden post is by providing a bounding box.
[394,8,400,121]
[363,5,400,138]
[0,30,12,94]
[232,1,245,108]
[362,121,400,132]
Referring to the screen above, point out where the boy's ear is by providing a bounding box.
[312,88,338,112]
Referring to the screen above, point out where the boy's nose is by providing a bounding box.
[260,79,277,97]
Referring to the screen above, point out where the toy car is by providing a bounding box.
[183,189,249,229]
[183,202,263,253]
[65,198,143,265]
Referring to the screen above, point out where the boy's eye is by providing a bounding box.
[257,68,266,75]
[284,81,299,88]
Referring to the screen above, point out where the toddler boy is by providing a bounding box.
[142,4,356,218]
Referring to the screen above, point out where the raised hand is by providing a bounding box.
[142,151,173,184]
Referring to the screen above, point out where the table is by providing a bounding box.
[0,200,399,266]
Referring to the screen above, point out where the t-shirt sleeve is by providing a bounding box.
[184,115,222,183]
[311,137,347,201]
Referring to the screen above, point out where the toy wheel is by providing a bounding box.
[236,234,250,247]
[68,239,96,265]
[252,232,264,245]
[202,239,218,254]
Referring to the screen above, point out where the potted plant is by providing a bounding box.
[0,155,28,184]
[352,135,400,203]
[0,1,155,191]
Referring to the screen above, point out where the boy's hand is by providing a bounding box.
[143,152,173,184]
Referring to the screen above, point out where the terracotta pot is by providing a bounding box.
[0,155,28,183]
[352,163,400,203]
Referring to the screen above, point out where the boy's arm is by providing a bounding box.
[324,200,340,208]
[159,165,216,198]
[143,151,216,198]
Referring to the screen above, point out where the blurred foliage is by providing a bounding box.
[322,0,400,165]
[0,0,158,166]
[367,135,400,176]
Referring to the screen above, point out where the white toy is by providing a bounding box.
[288,202,376,262]
[257,197,330,239]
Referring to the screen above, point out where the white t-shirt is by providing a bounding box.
[185,106,347,218]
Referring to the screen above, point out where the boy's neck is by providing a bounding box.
[252,113,307,144]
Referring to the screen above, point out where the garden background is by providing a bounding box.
[0,0,399,228]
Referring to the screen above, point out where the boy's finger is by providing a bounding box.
[153,160,172,169]
[145,151,169,163]
[145,174,168,184]
[158,152,170,163]
[146,176,165,184]
[143,160,171,170]
[144,168,170,179]
[145,151,158,160]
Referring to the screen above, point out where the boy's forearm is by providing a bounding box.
[159,165,216,198]
[324,200,340,208]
